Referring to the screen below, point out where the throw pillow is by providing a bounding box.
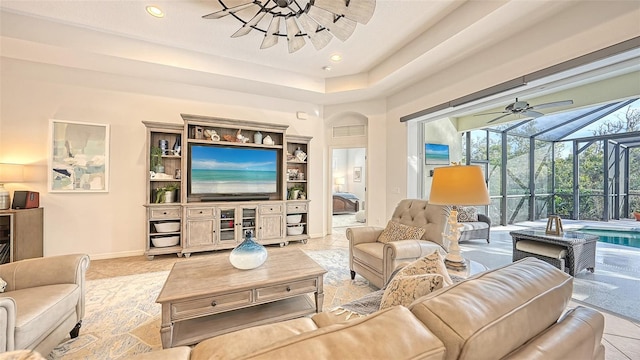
[379,273,445,309]
[377,220,426,244]
[0,277,6,292]
[457,206,479,222]
[397,251,453,286]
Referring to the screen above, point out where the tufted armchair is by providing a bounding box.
[347,199,450,288]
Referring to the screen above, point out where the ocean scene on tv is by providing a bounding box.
[424,143,450,165]
[190,145,278,194]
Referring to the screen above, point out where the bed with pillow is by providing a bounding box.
[333,192,360,214]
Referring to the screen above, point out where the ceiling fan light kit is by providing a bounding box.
[203,0,376,53]
[476,98,574,123]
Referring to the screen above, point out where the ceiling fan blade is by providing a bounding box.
[231,10,267,38]
[523,110,545,118]
[313,0,376,24]
[474,111,509,116]
[487,113,513,124]
[307,6,356,42]
[530,100,574,110]
[298,13,332,50]
[260,15,281,49]
[202,2,256,19]
[285,16,306,53]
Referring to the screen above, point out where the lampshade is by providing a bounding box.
[335,177,346,185]
[429,165,490,206]
[0,163,25,183]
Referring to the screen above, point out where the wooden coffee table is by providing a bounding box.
[156,249,327,348]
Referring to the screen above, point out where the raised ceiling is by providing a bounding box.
[1,0,639,105]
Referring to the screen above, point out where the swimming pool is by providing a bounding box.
[578,227,640,249]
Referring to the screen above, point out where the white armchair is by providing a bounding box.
[0,254,90,356]
[347,199,450,288]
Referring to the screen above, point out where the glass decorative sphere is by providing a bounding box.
[229,230,268,270]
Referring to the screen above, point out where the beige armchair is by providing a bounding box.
[347,199,450,288]
[0,254,90,356]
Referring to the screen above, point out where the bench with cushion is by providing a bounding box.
[456,206,491,243]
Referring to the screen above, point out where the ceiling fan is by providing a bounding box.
[203,0,376,53]
[476,98,574,123]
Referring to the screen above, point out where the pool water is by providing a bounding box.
[578,227,640,249]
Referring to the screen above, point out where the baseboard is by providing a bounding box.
[89,250,145,260]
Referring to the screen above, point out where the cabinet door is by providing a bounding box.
[239,205,258,240]
[218,207,239,245]
[258,204,284,240]
[185,219,215,248]
[259,215,283,240]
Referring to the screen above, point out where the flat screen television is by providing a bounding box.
[188,143,279,201]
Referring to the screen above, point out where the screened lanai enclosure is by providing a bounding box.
[462,98,640,226]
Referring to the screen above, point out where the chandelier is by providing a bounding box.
[203,0,376,53]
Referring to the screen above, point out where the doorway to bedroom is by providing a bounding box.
[332,148,366,230]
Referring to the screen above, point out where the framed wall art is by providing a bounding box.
[353,167,362,182]
[49,119,110,192]
[424,143,450,165]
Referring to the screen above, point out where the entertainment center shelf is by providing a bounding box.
[142,115,312,260]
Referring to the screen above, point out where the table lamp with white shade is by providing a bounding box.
[0,163,25,210]
[429,164,490,270]
[334,177,346,192]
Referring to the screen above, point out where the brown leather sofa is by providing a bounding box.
[130,257,604,360]
[348,199,450,288]
[0,254,90,356]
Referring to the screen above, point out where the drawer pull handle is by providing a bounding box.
[199,211,203,214]
[286,286,291,292]
[163,212,167,215]
[211,301,217,307]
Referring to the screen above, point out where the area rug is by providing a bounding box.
[48,249,375,359]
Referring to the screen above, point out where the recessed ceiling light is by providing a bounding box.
[146,5,164,18]
[322,66,332,71]
[330,54,343,62]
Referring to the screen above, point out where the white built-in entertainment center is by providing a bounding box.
[143,114,311,260]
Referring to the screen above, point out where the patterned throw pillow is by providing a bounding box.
[377,221,426,244]
[397,251,453,286]
[379,273,445,309]
[457,206,479,222]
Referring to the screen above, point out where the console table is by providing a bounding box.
[510,229,598,276]
[156,248,326,348]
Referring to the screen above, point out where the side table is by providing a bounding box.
[510,229,597,276]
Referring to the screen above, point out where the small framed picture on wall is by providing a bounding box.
[354,167,362,182]
[425,143,449,165]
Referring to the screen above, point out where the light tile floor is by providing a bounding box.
[87,226,640,359]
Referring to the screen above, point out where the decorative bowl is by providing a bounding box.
[287,225,304,236]
[286,214,302,224]
[152,236,179,247]
[154,222,180,233]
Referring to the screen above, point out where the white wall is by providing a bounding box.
[0,59,325,259]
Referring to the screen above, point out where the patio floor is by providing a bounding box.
[460,219,640,358]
